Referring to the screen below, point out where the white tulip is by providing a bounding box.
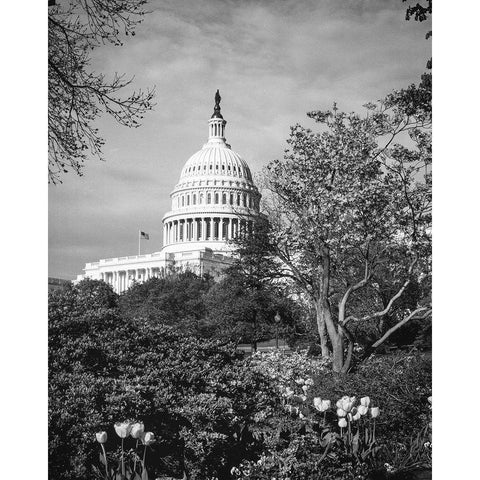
[142,432,155,445]
[96,431,108,444]
[114,421,132,439]
[337,408,347,417]
[130,422,145,439]
[357,405,368,416]
[360,396,371,408]
[321,400,331,412]
[370,407,380,418]
[352,411,361,421]
[336,395,355,413]
[338,418,347,428]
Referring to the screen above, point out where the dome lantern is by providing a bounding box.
[208,89,227,143]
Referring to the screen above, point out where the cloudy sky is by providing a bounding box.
[48,0,431,279]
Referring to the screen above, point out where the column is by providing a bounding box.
[202,218,207,240]
[210,217,214,240]
[193,217,198,241]
[163,224,166,246]
[227,217,232,240]
[222,218,226,240]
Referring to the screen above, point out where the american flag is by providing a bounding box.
[140,231,149,240]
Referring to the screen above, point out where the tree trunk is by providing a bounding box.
[332,327,344,373]
[251,310,258,353]
[314,299,330,358]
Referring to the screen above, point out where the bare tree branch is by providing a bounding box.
[48,0,155,184]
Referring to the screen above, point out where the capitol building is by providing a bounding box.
[76,92,261,293]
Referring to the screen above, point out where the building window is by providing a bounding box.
[215,193,219,204]
[200,193,204,204]
[182,196,185,207]
[193,194,196,205]
[207,193,211,204]
[230,193,234,205]
[243,194,246,206]
[187,195,190,206]
[222,193,226,204]
[237,194,240,206]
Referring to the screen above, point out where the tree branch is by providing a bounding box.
[343,255,418,325]
[371,307,431,349]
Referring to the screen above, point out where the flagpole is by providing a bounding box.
[138,230,141,256]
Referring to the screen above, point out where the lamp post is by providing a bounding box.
[274,312,281,350]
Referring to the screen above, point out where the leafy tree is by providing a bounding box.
[226,216,319,350]
[202,269,295,349]
[257,90,431,373]
[118,271,214,333]
[48,0,155,183]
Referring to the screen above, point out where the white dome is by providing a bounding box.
[180,144,254,183]
[161,92,260,255]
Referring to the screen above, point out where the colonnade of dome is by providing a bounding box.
[163,216,253,245]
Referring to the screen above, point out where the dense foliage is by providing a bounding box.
[49,280,276,480]
[235,351,431,480]
[118,271,214,330]
[49,280,431,480]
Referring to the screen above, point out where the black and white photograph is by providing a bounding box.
[11,0,474,478]
[46,1,434,479]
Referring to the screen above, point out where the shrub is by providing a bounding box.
[49,287,276,479]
